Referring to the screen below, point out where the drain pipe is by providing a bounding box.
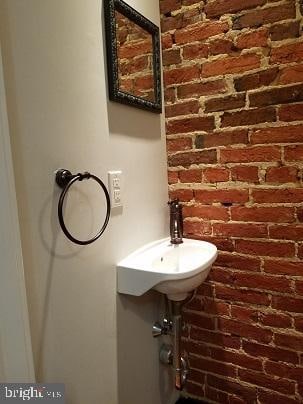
[172,300,184,390]
[153,293,194,390]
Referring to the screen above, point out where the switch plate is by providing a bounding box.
[108,171,122,208]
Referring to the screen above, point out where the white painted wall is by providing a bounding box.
[0,1,177,403]
[0,46,35,383]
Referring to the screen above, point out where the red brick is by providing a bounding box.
[187,368,206,386]
[134,75,153,91]
[179,169,202,183]
[213,223,267,238]
[164,87,176,103]
[252,188,303,204]
[185,381,204,397]
[168,170,178,184]
[166,116,215,134]
[161,14,182,32]
[279,103,303,121]
[165,100,200,118]
[183,220,212,236]
[210,346,263,371]
[169,188,193,201]
[209,39,234,56]
[183,43,209,60]
[205,386,229,403]
[295,317,303,332]
[235,239,295,258]
[120,56,148,75]
[233,272,292,293]
[231,166,259,183]
[195,189,249,204]
[265,360,303,383]
[259,389,300,404]
[196,236,234,252]
[234,67,278,92]
[243,340,299,364]
[272,296,303,314]
[270,20,300,41]
[197,282,214,298]
[274,332,303,351]
[236,28,268,49]
[231,206,295,223]
[182,0,200,5]
[215,252,261,271]
[221,107,276,127]
[210,266,237,284]
[218,317,273,343]
[160,0,181,14]
[202,54,261,78]
[298,207,303,222]
[196,130,248,148]
[215,284,270,306]
[175,21,229,45]
[270,41,303,64]
[162,48,181,66]
[201,298,230,316]
[167,137,192,153]
[177,79,227,99]
[233,2,296,29]
[220,146,281,163]
[279,65,303,85]
[118,39,152,59]
[183,204,229,221]
[269,224,303,241]
[164,65,200,86]
[296,280,303,295]
[285,145,303,161]
[207,374,257,403]
[259,312,292,328]
[183,311,216,330]
[238,368,295,395]
[190,326,241,349]
[181,8,202,28]
[205,93,246,113]
[190,356,237,378]
[231,305,258,323]
[205,0,265,17]
[264,260,303,276]
[168,149,217,167]
[203,168,229,183]
[161,33,173,50]
[249,83,303,108]
[266,166,298,183]
[251,124,303,144]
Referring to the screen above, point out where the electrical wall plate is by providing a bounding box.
[108,171,122,208]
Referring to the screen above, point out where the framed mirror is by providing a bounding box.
[104,0,162,113]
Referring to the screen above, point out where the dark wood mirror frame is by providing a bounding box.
[104,0,162,113]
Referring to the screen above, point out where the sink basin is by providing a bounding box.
[117,237,218,301]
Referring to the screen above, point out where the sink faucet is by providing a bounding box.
[168,199,183,245]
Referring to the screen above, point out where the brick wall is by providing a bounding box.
[116,11,155,100]
[160,0,303,402]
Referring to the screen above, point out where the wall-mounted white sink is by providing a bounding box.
[117,237,218,301]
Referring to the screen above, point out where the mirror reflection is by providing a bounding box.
[115,11,155,102]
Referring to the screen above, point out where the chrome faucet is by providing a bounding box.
[168,199,183,245]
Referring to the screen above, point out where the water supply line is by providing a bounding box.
[153,292,195,390]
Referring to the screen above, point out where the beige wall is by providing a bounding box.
[0,1,176,403]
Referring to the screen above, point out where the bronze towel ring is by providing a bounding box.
[55,169,110,245]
